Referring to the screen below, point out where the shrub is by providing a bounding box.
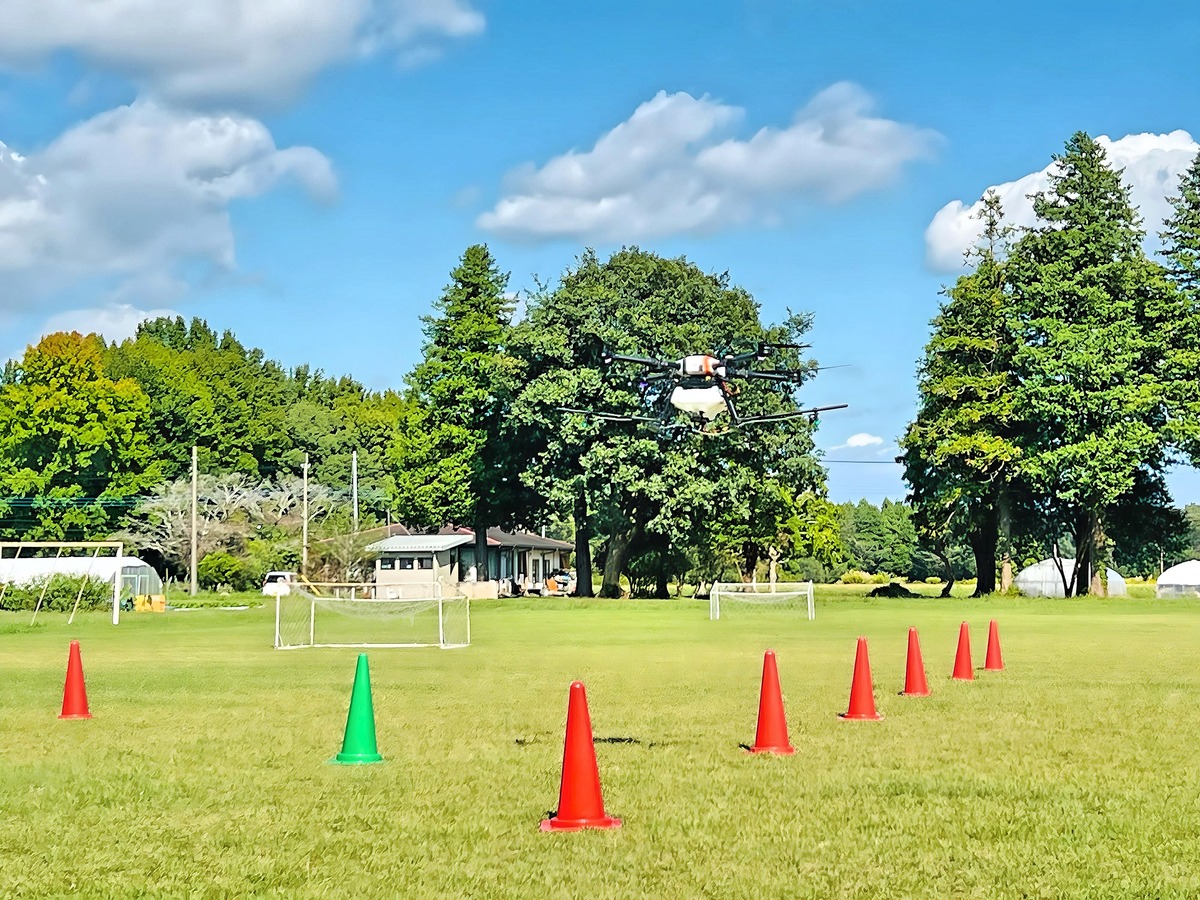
[197,552,257,592]
[925,576,942,585]
[869,572,891,584]
[0,575,111,612]
[838,570,871,584]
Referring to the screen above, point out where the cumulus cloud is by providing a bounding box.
[39,303,180,343]
[0,0,484,105]
[831,432,885,451]
[925,130,1200,271]
[478,83,939,241]
[0,101,335,313]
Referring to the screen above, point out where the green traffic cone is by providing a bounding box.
[330,653,384,765]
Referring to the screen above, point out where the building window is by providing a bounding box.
[398,558,415,570]
[417,556,433,570]
[379,558,395,570]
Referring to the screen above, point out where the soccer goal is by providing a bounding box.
[274,581,471,650]
[710,581,815,621]
[0,541,125,625]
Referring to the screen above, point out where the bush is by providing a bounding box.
[869,572,892,584]
[925,576,942,585]
[838,570,871,584]
[197,552,257,592]
[0,575,111,612]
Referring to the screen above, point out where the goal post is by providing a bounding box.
[0,541,124,625]
[274,580,471,650]
[710,580,815,621]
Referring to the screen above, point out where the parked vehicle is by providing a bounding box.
[262,571,297,596]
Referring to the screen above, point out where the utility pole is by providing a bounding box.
[351,449,359,533]
[190,445,198,596]
[302,453,310,575]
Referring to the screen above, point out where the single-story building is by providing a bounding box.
[364,526,572,599]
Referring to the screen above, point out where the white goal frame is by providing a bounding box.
[0,540,124,625]
[274,580,471,650]
[710,580,814,621]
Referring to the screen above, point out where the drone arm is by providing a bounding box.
[603,351,676,371]
[724,369,808,384]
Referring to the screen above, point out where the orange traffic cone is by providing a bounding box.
[841,637,882,720]
[59,640,92,719]
[952,622,974,681]
[984,619,1004,671]
[541,681,621,831]
[748,650,795,754]
[900,627,930,696]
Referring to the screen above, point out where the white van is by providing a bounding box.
[262,571,297,596]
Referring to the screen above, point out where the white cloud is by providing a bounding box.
[39,303,180,343]
[0,101,336,313]
[831,432,884,451]
[925,130,1200,271]
[478,83,939,241]
[0,0,484,105]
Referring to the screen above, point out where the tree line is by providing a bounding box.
[3,131,1198,597]
[0,247,847,594]
[901,134,1200,595]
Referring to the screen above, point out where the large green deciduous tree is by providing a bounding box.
[514,248,830,597]
[391,244,536,578]
[0,332,162,539]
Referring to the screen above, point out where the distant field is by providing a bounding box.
[2,591,1199,897]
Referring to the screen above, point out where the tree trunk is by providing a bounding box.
[1085,512,1108,596]
[473,516,490,582]
[654,558,669,599]
[937,541,956,598]
[573,492,593,597]
[997,487,1013,592]
[742,542,760,584]
[969,514,998,596]
[600,528,634,598]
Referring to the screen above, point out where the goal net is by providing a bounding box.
[710,581,814,621]
[274,581,470,650]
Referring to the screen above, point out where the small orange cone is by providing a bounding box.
[952,622,974,681]
[59,640,92,719]
[900,627,930,696]
[984,619,1004,671]
[541,682,621,831]
[748,650,795,754]
[841,637,882,720]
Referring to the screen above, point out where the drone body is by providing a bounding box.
[560,345,847,435]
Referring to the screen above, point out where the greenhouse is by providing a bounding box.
[0,556,163,598]
[1155,560,1200,598]
[1014,558,1127,598]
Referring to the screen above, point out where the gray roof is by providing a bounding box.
[364,535,473,554]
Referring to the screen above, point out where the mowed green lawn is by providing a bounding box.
[3,592,1200,898]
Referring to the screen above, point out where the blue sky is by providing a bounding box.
[1,0,1198,503]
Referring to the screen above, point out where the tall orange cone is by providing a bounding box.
[900,627,930,696]
[952,621,974,680]
[748,650,795,754]
[541,681,621,831]
[840,637,882,720]
[59,640,92,719]
[984,619,1004,671]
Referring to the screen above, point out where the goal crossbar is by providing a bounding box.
[710,581,814,621]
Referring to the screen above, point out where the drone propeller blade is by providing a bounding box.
[736,403,849,426]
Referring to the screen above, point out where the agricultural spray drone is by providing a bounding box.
[559,343,847,435]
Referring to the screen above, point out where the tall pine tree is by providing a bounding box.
[1006,133,1181,595]
[901,192,1021,594]
[392,244,535,578]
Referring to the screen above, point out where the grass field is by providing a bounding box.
[3,590,1199,898]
